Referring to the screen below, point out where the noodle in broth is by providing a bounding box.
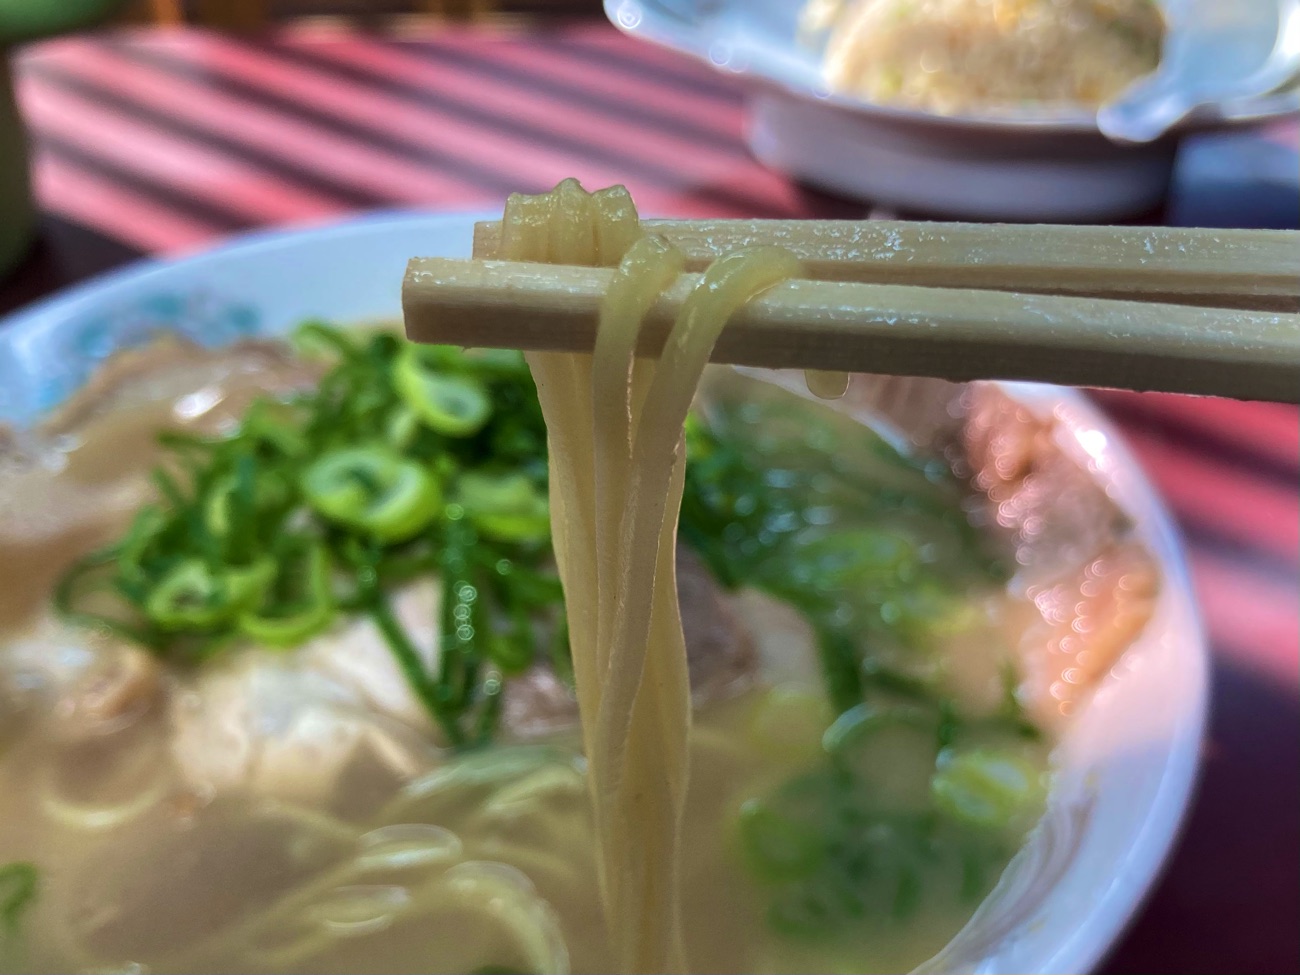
[501,179,803,971]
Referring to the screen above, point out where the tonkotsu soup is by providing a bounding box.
[0,322,1156,967]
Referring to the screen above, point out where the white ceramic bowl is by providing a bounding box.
[0,214,1208,974]
[606,0,1300,220]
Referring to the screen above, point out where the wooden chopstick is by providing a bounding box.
[474,220,1300,312]
[403,257,1300,403]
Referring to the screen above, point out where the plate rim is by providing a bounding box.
[605,0,1300,137]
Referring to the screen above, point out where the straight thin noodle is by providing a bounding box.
[592,236,686,681]
[593,246,804,790]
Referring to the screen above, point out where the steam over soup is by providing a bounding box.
[0,192,1157,974]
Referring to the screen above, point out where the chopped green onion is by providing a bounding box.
[767,868,866,938]
[794,529,919,588]
[239,546,335,647]
[457,472,550,543]
[0,863,37,932]
[144,559,273,631]
[293,319,360,361]
[892,864,921,920]
[302,446,442,544]
[737,798,826,882]
[821,702,932,758]
[459,347,528,377]
[395,347,492,437]
[930,748,1043,829]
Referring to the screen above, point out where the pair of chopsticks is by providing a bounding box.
[402,219,1300,403]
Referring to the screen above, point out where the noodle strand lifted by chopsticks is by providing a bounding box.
[497,179,800,973]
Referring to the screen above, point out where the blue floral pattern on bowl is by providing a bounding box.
[1,289,262,425]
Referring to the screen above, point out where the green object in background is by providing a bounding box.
[1,0,130,45]
[1,0,130,279]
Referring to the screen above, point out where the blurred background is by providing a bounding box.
[0,1,1297,973]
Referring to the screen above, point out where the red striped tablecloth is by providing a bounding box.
[7,20,1300,974]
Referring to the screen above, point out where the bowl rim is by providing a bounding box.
[0,210,1210,974]
[994,380,1209,974]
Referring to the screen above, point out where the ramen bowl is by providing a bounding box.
[0,213,1207,974]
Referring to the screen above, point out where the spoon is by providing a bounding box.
[1098,0,1300,143]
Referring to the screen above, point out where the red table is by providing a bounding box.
[5,20,1299,974]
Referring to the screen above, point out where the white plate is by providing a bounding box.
[0,213,1208,974]
[607,0,1299,219]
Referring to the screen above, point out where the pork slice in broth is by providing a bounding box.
[37,336,321,438]
[961,386,1160,726]
[169,584,444,817]
[171,547,759,811]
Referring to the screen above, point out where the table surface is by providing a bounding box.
[4,20,1298,975]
